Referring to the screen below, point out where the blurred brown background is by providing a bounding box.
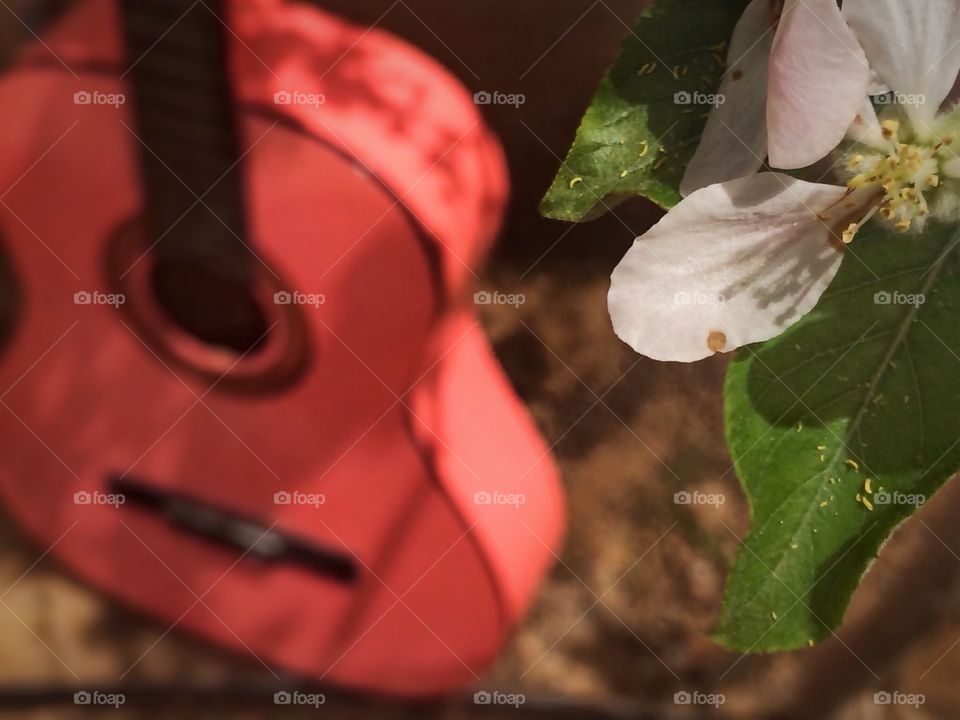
[2,1,960,718]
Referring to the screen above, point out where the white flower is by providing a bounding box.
[681,0,871,195]
[610,0,960,363]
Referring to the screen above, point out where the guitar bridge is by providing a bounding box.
[109,476,357,584]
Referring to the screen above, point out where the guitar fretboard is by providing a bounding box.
[120,0,254,282]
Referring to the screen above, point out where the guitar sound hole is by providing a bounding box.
[108,219,311,392]
[150,259,269,355]
[0,240,18,353]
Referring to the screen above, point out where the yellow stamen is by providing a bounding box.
[842,223,859,244]
[842,122,944,235]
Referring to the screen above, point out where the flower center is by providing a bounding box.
[843,119,950,242]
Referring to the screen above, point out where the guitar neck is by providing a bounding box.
[120,0,254,279]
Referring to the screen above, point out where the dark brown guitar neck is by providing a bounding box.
[120,0,254,283]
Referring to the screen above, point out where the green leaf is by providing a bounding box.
[539,0,750,221]
[718,220,960,652]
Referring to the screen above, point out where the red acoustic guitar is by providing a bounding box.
[0,0,563,694]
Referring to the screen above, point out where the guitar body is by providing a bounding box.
[0,0,563,695]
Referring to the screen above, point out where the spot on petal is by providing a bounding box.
[707,331,727,353]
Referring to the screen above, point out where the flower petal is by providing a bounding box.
[944,72,960,110]
[767,0,870,169]
[609,173,860,363]
[843,0,960,129]
[680,0,774,196]
[943,157,960,178]
[846,97,889,151]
